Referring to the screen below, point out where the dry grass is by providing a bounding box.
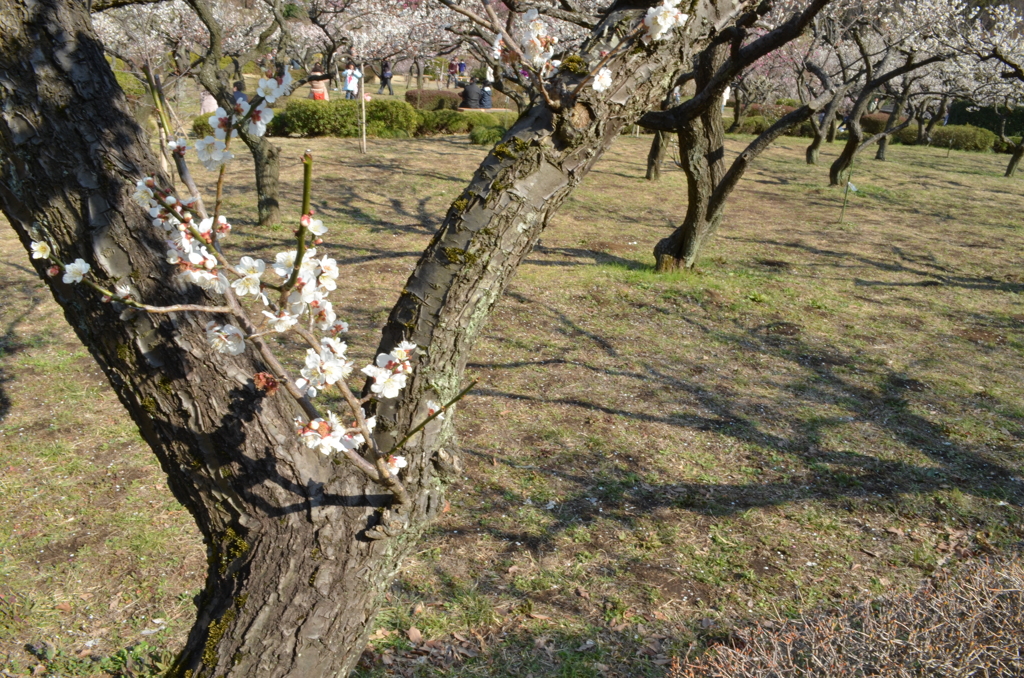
[671,556,1024,677]
[1,130,1023,677]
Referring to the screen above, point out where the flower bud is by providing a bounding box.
[47,266,60,277]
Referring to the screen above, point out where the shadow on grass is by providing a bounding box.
[456,290,1023,558]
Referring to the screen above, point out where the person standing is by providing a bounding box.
[232,81,248,105]
[310,63,329,101]
[342,62,362,100]
[377,60,393,96]
[446,60,458,88]
[457,59,467,77]
[199,89,217,114]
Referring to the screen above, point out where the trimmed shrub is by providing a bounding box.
[947,100,1024,137]
[492,111,519,128]
[270,99,359,137]
[366,99,418,138]
[192,114,214,138]
[775,97,800,107]
[461,111,500,131]
[860,112,902,134]
[469,125,507,145]
[733,116,769,134]
[994,136,1023,154]
[404,89,461,110]
[748,103,795,120]
[114,70,146,101]
[415,109,470,135]
[930,124,996,152]
[785,120,815,138]
[894,126,920,145]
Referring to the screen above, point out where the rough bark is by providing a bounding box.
[874,84,911,161]
[653,44,728,271]
[0,0,744,675]
[923,94,948,145]
[806,96,844,165]
[646,130,669,180]
[1006,143,1024,178]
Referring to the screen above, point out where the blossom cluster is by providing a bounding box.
[642,0,688,43]
[132,178,233,294]
[521,9,558,71]
[296,408,375,455]
[361,341,417,399]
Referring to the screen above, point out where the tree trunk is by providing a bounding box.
[806,131,822,164]
[728,94,744,132]
[0,0,737,675]
[646,130,669,180]
[1007,142,1024,178]
[875,86,910,161]
[653,44,728,271]
[826,115,837,142]
[923,94,948,145]
[239,131,281,226]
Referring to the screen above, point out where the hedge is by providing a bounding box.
[193,115,215,138]
[994,136,1023,154]
[404,89,462,110]
[947,100,1024,137]
[930,124,996,151]
[269,99,518,138]
[469,125,507,145]
[860,112,910,135]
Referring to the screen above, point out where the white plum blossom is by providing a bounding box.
[321,337,347,357]
[114,282,132,299]
[272,248,317,279]
[183,270,230,294]
[592,68,613,93]
[133,180,155,207]
[312,298,337,330]
[387,455,408,474]
[167,137,188,154]
[205,321,246,355]
[30,241,51,259]
[195,136,234,171]
[392,341,418,361]
[427,400,445,421]
[317,257,339,291]
[521,9,558,70]
[256,69,292,104]
[208,107,237,140]
[301,213,327,236]
[62,258,91,284]
[361,365,408,399]
[643,0,688,43]
[261,310,299,333]
[296,347,354,397]
[239,101,274,137]
[232,256,265,296]
[197,215,232,240]
[296,415,348,454]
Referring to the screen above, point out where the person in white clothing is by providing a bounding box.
[342,62,362,100]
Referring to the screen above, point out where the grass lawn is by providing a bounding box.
[1,130,1022,677]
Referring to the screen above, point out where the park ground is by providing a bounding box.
[1,131,1023,676]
